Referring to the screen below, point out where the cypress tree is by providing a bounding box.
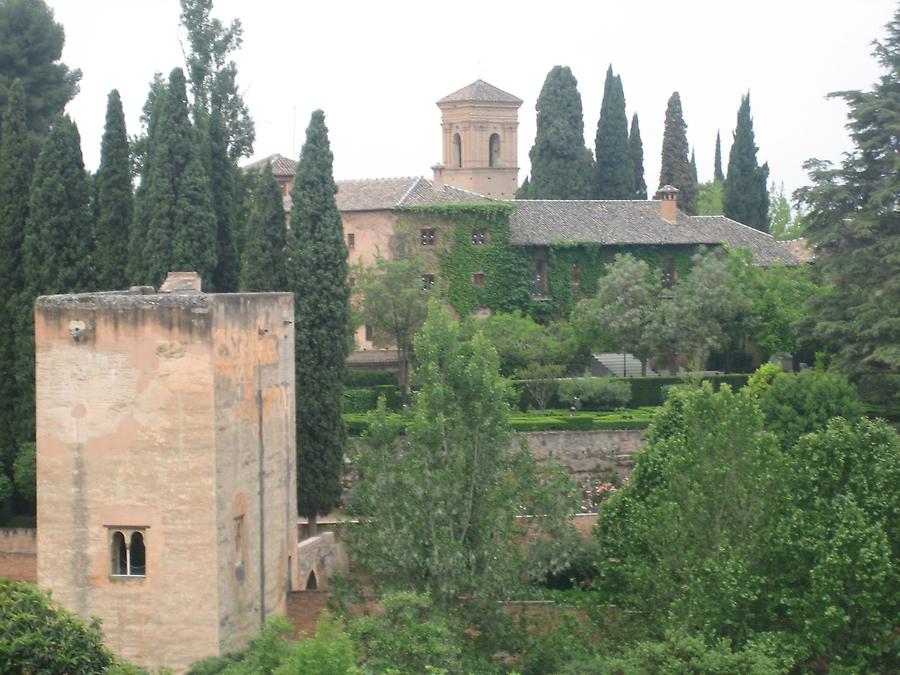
[658,91,698,214]
[0,80,31,476]
[16,115,94,444]
[724,94,769,231]
[209,107,239,292]
[593,66,634,199]
[690,148,698,186]
[528,66,593,199]
[516,175,531,199]
[629,113,647,199]
[94,89,132,290]
[289,110,350,535]
[240,164,287,292]
[713,131,725,183]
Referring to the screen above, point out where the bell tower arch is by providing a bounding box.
[435,80,522,199]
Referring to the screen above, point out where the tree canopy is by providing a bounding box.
[658,92,698,214]
[593,65,633,199]
[240,163,287,292]
[723,94,769,231]
[629,112,647,199]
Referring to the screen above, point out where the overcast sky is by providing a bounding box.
[48,0,894,199]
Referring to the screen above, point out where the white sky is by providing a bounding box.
[48,0,894,198]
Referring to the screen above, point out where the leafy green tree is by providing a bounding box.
[593,66,634,199]
[0,0,81,151]
[795,11,900,376]
[697,180,724,215]
[629,112,647,199]
[747,264,818,360]
[658,91,698,214]
[350,303,577,604]
[289,110,350,535]
[723,94,769,231]
[0,579,113,673]
[16,115,94,444]
[713,130,725,183]
[0,80,30,475]
[94,89,133,290]
[354,256,428,393]
[179,0,254,159]
[11,441,34,502]
[582,253,660,375]
[460,311,552,377]
[528,66,593,199]
[239,163,287,291]
[767,181,794,239]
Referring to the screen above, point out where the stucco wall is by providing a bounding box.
[0,528,37,581]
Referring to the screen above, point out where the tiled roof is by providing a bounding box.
[242,153,297,177]
[510,200,799,266]
[335,177,495,211]
[437,80,523,105]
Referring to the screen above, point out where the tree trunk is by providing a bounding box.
[307,513,318,538]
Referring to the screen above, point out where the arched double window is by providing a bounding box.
[110,528,146,577]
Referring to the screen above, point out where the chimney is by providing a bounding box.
[159,271,202,293]
[431,163,445,193]
[656,185,679,223]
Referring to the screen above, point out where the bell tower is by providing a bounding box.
[435,80,522,199]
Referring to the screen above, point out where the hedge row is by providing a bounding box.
[345,369,398,388]
[344,386,403,413]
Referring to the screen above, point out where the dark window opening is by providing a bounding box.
[129,532,146,576]
[347,232,355,249]
[571,264,580,285]
[421,274,435,290]
[420,228,436,246]
[453,133,462,168]
[110,529,146,577]
[489,133,501,168]
[473,272,485,287]
[661,257,676,288]
[365,325,374,341]
[471,229,488,246]
[307,570,318,590]
[111,531,127,575]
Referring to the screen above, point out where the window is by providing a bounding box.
[452,133,462,168]
[421,274,435,290]
[571,263,581,285]
[489,133,501,168]
[420,228,436,246]
[661,256,676,288]
[365,325,374,341]
[472,272,485,287]
[109,528,146,577]
[531,271,545,297]
[347,232,355,249]
[471,229,488,246]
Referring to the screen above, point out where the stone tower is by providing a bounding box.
[35,273,299,673]
[435,80,522,199]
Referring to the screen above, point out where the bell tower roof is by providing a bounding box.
[437,79,523,106]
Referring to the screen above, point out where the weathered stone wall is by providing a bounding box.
[523,429,644,484]
[295,532,348,591]
[0,528,37,582]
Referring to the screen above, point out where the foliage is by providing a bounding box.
[239,163,287,291]
[345,369,397,387]
[723,94,769,232]
[756,370,863,449]
[658,91,698,215]
[697,180,724,215]
[527,65,593,199]
[767,181,797,240]
[347,592,462,674]
[593,65,634,199]
[460,311,554,377]
[206,107,239,292]
[354,256,429,392]
[289,110,351,525]
[349,304,578,603]
[519,363,564,412]
[794,8,900,376]
[0,579,113,674]
[557,377,631,411]
[746,264,818,358]
[0,0,81,151]
[12,441,34,502]
[94,89,133,290]
[629,112,647,199]
[713,130,725,183]
[179,0,254,159]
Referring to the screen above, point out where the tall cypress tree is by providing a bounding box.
[289,110,350,535]
[16,115,94,444]
[208,107,239,292]
[0,80,31,476]
[658,91,698,214]
[690,148,698,187]
[528,66,593,199]
[94,89,132,290]
[713,131,725,183]
[724,94,769,231]
[593,66,634,199]
[240,164,287,292]
[629,113,647,199]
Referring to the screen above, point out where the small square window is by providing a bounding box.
[347,233,355,249]
[420,228,436,246]
[421,274,435,290]
[471,229,488,246]
[365,325,374,341]
[473,272,485,287]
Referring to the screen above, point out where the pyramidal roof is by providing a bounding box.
[437,79,523,105]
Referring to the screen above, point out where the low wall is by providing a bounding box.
[523,429,643,481]
[0,528,37,582]
[295,532,349,591]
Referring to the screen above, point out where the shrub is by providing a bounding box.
[343,388,379,414]
[557,377,631,411]
[345,369,397,387]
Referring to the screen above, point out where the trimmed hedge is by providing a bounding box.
[345,369,398,387]
[627,375,749,407]
[343,386,402,414]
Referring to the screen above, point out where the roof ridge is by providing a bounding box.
[514,199,656,204]
[397,177,427,206]
[336,176,420,183]
[442,185,498,201]
[691,214,776,239]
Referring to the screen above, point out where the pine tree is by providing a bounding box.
[0,80,31,478]
[208,107,239,292]
[629,113,647,199]
[723,94,769,231]
[528,66,593,199]
[240,164,287,292]
[593,66,634,199]
[289,110,350,534]
[713,131,725,183]
[658,92,698,214]
[16,115,94,444]
[136,68,217,287]
[94,89,132,290]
